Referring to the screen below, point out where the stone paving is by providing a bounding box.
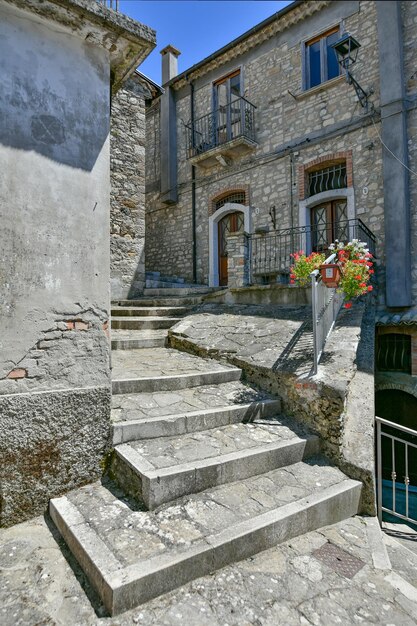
[127,419,313,469]
[2,513,417,625]
[170,304,312,374]
[112,348,239,380]
[112,348,237,380]
[111,381,271,422]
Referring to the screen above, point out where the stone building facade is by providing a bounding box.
[145,0,417,425]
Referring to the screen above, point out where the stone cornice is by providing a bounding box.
[171,0,330,91]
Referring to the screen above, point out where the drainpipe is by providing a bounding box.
[190,81,197,283]
[376,2,411,307]
[290,152,295,254]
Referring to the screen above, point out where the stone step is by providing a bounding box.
[143,287,213,297]
[111,348,241,394]
[112,420,320,509]
[111,329,168,350]
[113,297,203,307]
[50,458,362,615]
[145,280,195,289]
[111,317,179,330]
[112,389,282,443]
[111,306,188,317]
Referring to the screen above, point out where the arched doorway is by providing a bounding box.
[209,202,251,287]
[218,211,244,286]
[375,389,417,430]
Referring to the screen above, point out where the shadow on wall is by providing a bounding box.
[0,42,109,171]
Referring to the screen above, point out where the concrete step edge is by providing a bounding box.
[111,307,189,317]
[111,337,167,350]
[114,434,321,509]
[51,479,362,615]
[111,367,242,394]
[111,399,283,444]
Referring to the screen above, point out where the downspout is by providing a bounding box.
[290,151,295,255]
[190,81,197,283]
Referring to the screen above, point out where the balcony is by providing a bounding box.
[249,218,376,281]
[96,0,119,9]
[186,96,257,168]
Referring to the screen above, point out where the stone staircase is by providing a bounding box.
[49,295,362,616]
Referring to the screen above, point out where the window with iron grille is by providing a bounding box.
[308,163,347,197]
[376,334,412,373]
[215,191,246,211]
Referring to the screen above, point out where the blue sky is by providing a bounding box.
[118,1,292,84]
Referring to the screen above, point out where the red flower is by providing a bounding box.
[359,283,366,288]
[369,269,374,274]
[344,302,353,309]
[290,279,295,285]
[367,285,373,291]
[355,275,362,280]
[366,262,373,267]
[365,253,373,258]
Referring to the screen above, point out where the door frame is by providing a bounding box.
[209,202,251,287]
[298,188,355,254]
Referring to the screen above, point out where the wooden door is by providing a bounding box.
[218,212,244,286]
[311,199,348,252]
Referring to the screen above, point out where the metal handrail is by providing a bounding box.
[310,253,343,375]
[249,218,376,281]
[376,416,417,437]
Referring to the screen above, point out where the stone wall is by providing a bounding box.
[110,74,151,299]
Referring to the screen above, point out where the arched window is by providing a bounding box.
[214,191,246,211]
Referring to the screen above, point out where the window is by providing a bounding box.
[308,163,347,197]
[376,334,412,374]
[215,191,246,211]
[304,27,340,90]
[213,70,242,144]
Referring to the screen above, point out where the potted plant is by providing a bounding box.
[328,239,374,308]
[319,262,341,288]
[289,251,326,286]
[290,240,374,308]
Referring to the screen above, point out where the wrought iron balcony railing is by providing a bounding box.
[96,0,119,10]
[249,218,376,279]
[186,96,256,158]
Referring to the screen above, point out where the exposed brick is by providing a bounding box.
[66,321,75,330]
[75,321,89,331]
[7,368,27,379]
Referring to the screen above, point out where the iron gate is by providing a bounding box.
[376,416,417,525]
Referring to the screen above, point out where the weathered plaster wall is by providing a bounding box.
[145,1,392,292]
[110,75,148,299]
[0,2,111,526]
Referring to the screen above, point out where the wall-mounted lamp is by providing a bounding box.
[331,33,370,110]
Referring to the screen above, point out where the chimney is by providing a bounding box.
[160,45,181,85]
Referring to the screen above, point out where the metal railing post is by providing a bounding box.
[311,271,319,375]
[376,417,382,524]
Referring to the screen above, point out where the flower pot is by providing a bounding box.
[320,263,341,288]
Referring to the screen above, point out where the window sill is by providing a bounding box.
[296,75,345,100]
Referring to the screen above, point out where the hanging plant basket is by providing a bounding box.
[320,263,341,288]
